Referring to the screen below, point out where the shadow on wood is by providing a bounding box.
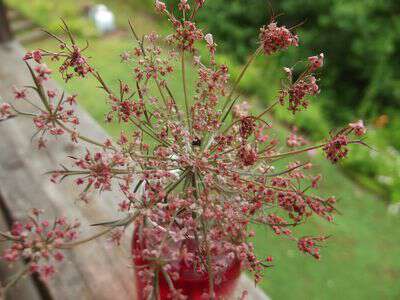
[0,1,13,43]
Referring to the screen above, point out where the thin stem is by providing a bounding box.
[165,168,190,196]
[2,265,30,296]
[261,143,326,160]
[146,269,159,300]
[25,63,50,112]
[262,139,373,160]
[46,168,132,177]
[91,71,113,95]
[10,108,37,118]
[17,98,43,112]
[55,120,112,149]
[164,83,182,122]
[129,117,171,148]
[58,227,113,249]
[201,219,215,300]
[222,46,262,112]
[257,100,279,119]
[181,50,191,132]
[220,94,240,124]
[193,173,215,300]
[0,231,19,241]
[155,80,168,107]
[161,268,175,291]
[229,162,309,178]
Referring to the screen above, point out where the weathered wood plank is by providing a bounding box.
[233,275,270,300]
[0,41,269,300]
[0,1,12,43]
[0,41,136,300]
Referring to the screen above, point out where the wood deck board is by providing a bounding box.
[0,41,136,300]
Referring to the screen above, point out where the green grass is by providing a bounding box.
[253,151,400,299]
[5,0,97,37]
[22,2,400,300]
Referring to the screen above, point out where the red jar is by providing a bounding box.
[132,230,241,299]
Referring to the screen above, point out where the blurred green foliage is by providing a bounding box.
[190,0,400,202]
[276,0,400,123]
[195,0,400,122]
[5,0,97,37]
[196,0,267,60]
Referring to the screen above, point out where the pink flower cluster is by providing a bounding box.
[1,209,79,281]
[0,1,368,297]
[32,89,80,147]
[24,26,93,82]
[308,53,324,71]
[192,64,229,131]
[60,45,93,80]
[287,127,307,147]
[129,32,176,84]
[238,144,258,166]
[349,120,367,136]
[259,22,299,55]
[69,150,127,191]
[279,53,324,114]
[323,121,366,164]
[169,19,204,52]
[12,86,28,100]
[195,0,206,8]
[297,237,326,260]
[0,103,13,121]
[323,134,349,163]
[286,76,319,113]
[155,0,167,12]
[23,50,42,63]
[33,64,52,82]
[178,0,190,12]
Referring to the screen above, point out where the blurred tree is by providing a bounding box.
[197,0,269,60]
[186,0,400,124]
[0,0,13,42]
[276,0,400,123]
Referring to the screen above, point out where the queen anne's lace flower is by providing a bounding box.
[308,53,324,71]
[349,120,367,136]
[1,210,79,281]
[287,76,319,113]
[259,22,298,55]
[323,134,349,163]
[0,1,367,297]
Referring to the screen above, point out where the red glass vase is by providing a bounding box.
[132,230,241,299]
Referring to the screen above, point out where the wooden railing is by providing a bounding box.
[0,0,12,43]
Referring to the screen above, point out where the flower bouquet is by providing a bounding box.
[0,1,367,299]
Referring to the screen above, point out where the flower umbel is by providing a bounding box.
[0,1,368,298]
[259,22,299,55]
[0,209,79,284]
